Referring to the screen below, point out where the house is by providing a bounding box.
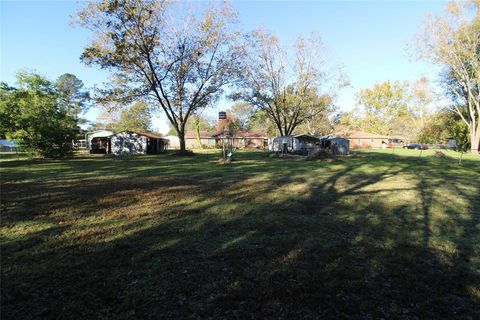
[165,135,180,149]
[184,130,267,149]
[109,131,167,155]
[85,130,114,153]
[335,130,391,149]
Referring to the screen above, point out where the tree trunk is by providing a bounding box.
[471,124,480,155]
[179,132,186,152]
[195,126,203,149]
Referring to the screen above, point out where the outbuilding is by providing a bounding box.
[318,136,350,155]
[86,130,114,154]
[109,131,167,155]
[269,135,319,154]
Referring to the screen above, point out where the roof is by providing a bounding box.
[318,135,348,141]
[86,130,114,137]
[136,132,164,139]
[334,130,390,139]
[110,131,166,140]
[185,130,267,139]
[294,134,320,142]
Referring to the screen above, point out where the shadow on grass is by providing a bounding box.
[1,151,479,318]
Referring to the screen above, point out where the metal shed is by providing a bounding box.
[318,136,349,155]
[86,130,114,154]
[109,131,167,155]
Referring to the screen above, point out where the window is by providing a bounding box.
[357,139,361,144]
[370,139,374,143]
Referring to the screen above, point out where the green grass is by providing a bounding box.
[1,149,479,319]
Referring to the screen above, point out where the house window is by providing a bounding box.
[357,139,361,144]
[370,139,374,143]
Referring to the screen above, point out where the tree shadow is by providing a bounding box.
[1,151,479,319]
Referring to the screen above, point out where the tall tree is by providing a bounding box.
[114,101,152,132]
[77,0,243,153]
[296,99,335,136]
[55,73,90,119]
[408,77,436,137]
[416,0,480,153]
[234,30,345,136]
[345,81,413,137]
[0,72,78,158]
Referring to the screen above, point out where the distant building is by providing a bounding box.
[165,135,180,149]
[335,130,394,149]
[184,130,267,149]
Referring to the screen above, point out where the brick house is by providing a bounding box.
[336,131,391,149]
[185,130,267,149]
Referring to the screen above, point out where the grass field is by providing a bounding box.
[1,149,479,319]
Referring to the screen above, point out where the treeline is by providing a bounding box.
[338,78,470,148]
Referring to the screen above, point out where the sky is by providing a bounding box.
[1,0,447,133]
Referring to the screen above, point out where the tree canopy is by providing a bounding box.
[0,71,78,157]
[55,73,90,120]
[113,101,152,133]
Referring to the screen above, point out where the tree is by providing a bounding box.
[234,30,345,136]
[417,110,470,148]
[114,101,152,132]
[166,113,214,136]
[228,102,254,130]
[77,0,243,153]
[55,73,90,119]
[0,72,78,158]
[407,77,437,137]
[296,103,335,136]
[416,0,480,153]
[247,109,277,136]
[344,81,413,137]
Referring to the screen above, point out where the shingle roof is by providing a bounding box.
[185,130,267,139]
[136,132,164,139]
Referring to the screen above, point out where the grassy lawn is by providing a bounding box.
[1,149,479,319]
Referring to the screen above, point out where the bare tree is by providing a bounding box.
[234,30,346,136]
[416,0,480,153]
[77,0,243,152]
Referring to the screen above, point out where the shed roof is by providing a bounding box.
[293,134,320,142]
[110,131,166,140]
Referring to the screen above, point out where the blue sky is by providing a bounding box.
[1,0,446,133]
